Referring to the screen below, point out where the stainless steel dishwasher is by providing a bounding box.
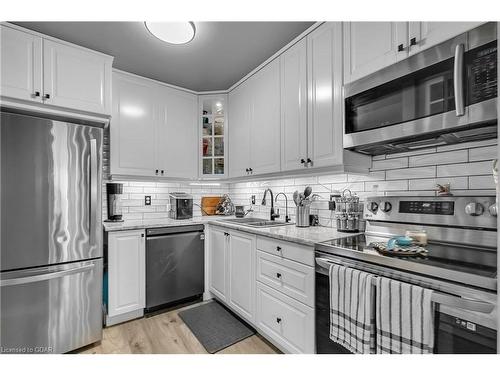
[145,225,205,313]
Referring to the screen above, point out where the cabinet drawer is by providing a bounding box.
[256,281,314,354]
[256,236,314,266]
[256,250,314,307]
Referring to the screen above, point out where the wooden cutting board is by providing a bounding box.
[201,196,222,216]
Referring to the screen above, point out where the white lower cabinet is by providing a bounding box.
[228,231,255,323]
[208,226,228,302]
[256,282,315,354]
[256,250,314,307]
[207,227,315,353]
[106,230,146,326]
[208,226,256,324]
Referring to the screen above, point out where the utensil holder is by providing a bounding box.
[296,205,310,227]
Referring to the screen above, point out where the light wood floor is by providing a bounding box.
[76,303,280,354]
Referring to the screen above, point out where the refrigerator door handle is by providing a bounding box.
[89,138,98,247]
[0,263,96,287]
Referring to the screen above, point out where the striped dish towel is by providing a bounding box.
[329,264,376,354]
[376,277,434,354]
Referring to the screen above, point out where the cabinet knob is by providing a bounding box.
[276,317,282,324]
[306,158,312,166]
[155,169,159,175]
[410,37,417,46]
[300,158,305,164]
[43,93,50,99]
[249,168,253,173]
[398,44,404,52]
[245,168,249,172]
[141,233,144,238]
[276,246,281,252]
[34,91,40,97]
[161,170,164,175]
[276,273,282,279]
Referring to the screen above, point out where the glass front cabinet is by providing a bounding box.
[199,94,227,178]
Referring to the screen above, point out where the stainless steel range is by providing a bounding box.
[315,195,497,354]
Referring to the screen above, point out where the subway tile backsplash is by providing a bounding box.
[228,139,497,228]
[103,137,497,227]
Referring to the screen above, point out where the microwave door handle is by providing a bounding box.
[453,43,465,117]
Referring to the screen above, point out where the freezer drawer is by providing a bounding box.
[0,259,103,354]
[146,229,204,311]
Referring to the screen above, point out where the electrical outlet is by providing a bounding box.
[251,195,256,205]
[145,196,151,206]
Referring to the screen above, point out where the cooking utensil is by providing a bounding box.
[293,191,300,206]
[303,186,312,199]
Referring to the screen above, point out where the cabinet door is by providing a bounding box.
[157,87,198,179]
[209,227,228,301]
[408,22,485,55]
[0,25,42,102]
[228,231,255,323]
[256,282,314,354]
[110,72,157,177]
[228,82,251,178]
[250,59,281,175]
[306,22,343,168]
[343,22,407,83]
[108,230,145,317]
[280,38,308,172]
[43,39,112,114]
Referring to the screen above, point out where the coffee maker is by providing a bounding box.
[105,183,124,222]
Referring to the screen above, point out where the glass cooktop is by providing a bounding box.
[319,234,497,279]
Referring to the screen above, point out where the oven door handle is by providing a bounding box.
[315,257,494,314]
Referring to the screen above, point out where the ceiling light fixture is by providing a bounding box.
[144,22,196,45]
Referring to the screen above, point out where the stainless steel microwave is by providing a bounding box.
[343,23,497,156]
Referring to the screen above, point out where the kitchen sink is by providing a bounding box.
[224,217,294,228]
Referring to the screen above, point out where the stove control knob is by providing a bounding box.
[380,201,392,213]
[488,203,497,217]
[465,202,484,216]
[368,201,379,213]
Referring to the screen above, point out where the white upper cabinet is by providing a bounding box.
[0,25,42,102]
[408,22,485,55]
[250,59,281,175]
[0,24,112,115]
[306,22,344,168]
[228,81,251,178]
[344,22,484,83]
[157,86,198,179]
[111,72,157,177]
[43,39,112,114]
[343,22,407,84]
[111,71,198,179]
[280,38,308,172]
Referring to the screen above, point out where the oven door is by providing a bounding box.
[314,253,497,354]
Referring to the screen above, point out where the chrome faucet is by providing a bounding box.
[262,188,280,221]
[275,192,290,223]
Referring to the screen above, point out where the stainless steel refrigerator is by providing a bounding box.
[0,111,103,354]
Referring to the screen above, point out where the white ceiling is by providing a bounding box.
[14,22,315,91]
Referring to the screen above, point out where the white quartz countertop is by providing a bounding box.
[103,215,235,232]
[206,220,357,247]
[103,215,358,247]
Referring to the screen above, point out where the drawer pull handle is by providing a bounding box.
[276,317,282,324]
[276,246,281,252]
[276,273,282,279]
